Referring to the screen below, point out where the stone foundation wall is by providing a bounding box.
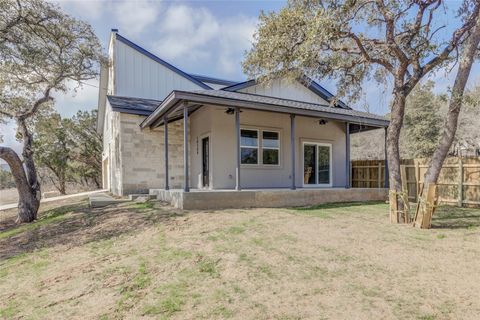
[119,113,186,195]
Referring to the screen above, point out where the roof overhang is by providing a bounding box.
[140,90,389,130]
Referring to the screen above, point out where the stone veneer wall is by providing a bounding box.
[119,113,186,195]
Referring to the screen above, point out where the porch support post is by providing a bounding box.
[183,102,190,192]
[164,115,169,190]
[290,114,296,190]
[235,107,241,191]
[384,126,389,188]
[345,122,350,189]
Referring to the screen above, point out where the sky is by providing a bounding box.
[1,0,479,156]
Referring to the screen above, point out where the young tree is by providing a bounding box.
[416,12,480,227]
[68,110,102,189]
[244,0,480,223]
[402,81,442,158]
[0,0,103,222]
[33,111,73,195]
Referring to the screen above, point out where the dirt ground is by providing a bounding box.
[1,199,480,320]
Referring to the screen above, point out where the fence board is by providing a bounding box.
[351,157,480,207]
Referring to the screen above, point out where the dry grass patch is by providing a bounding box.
[0,199,479,319]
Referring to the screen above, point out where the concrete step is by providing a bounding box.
[89,193,129,208]
[129,194,157,201]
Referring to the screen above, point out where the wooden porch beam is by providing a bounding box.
[345,122,350,189]
[235,107,241,191]
[290,114,296,190]
[164,114,169,190]
[183,102,190,192]
[384,126,389,188]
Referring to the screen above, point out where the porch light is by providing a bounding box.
[225,108,242,115]
[318,119,328,125]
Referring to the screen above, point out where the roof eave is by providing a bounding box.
[141,90,389,129]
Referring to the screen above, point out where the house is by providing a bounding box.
[97,30,389,209]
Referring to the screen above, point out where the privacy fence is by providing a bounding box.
[351,157,480,207]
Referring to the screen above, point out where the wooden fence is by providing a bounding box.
[351,157,480,207]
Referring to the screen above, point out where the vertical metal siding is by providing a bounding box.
[114,41,204,100]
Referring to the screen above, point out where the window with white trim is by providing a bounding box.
[240,129,259,164]
[262,131,279,165]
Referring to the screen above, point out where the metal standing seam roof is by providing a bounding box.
[107,95,162,116]
[140,89,389,129]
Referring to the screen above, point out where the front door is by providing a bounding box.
[303,142,332,187]
[202,137,210,187]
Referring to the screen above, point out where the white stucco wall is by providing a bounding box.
[187,106,347,190]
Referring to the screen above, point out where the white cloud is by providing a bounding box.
[155,4,257,77]
[114,0,160,36]
[52,79,100,118]
[54,0,106,21]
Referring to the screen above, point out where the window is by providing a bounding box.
[262,131,279,165]
[241,129,258,164]
[303,142,331,186]
[241,128,281,166]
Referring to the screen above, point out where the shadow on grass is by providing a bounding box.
[0,200,184,260]
[295,201,386,211]
[431,206,480,229]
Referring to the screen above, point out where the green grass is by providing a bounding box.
[294,201,388,218]
[0,203,84,240]
[197,257,218,276]
[144,281,189,316]
[128,201,155,210]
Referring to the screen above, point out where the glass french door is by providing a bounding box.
[303,143,332,187]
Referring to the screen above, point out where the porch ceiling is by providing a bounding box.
[140,89,389,129]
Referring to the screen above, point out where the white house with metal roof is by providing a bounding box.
[97,29,389,209]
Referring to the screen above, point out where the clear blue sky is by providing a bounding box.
[1,0,479,153]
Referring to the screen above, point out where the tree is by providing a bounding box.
[33,111,73,195]
[402,81,442,158]
[416,12,480,228]
[0,168,15,189]
[243,0,480,223]
[68,110,102,188]
[0,0,103,222]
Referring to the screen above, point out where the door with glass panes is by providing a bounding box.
[302,142,332,187]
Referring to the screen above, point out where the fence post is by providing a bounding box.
[366,164,370,188]
[377,162,382,188]
[415,162,420,202]
[458,159,463,207]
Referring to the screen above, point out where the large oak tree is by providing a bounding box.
[0,0,104,222]
[244,0,480,223]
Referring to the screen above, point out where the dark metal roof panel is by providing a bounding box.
[107,95,161,115]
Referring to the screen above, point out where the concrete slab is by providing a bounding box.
[88,192,130,208]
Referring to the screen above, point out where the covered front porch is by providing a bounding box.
[141,89,389,206]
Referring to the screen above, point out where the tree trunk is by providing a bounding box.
[0,147,38,222]
[424,22,480,186]
[17,118,41,216]
[414,18,480,229]
[387,91,408,223]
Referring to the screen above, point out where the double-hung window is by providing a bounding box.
[262,131,279,165]
[240,129,259,164]
[240,129,280,166]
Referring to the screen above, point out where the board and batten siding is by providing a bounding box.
[237,78,330,105]
[114,40,204,100]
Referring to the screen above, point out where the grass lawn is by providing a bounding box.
[1,199,480,319]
